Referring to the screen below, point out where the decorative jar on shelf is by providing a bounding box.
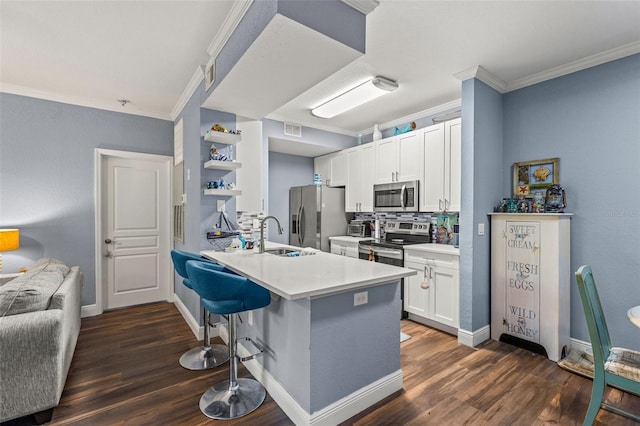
[373,124,382,141]
[544,184,566,213]
[533,192,545,213]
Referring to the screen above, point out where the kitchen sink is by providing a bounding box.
[264,248,299,256]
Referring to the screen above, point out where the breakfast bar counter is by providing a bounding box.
[200,243,415,425]
[201,242,414,300]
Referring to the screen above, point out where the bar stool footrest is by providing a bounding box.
[238,336,264,362]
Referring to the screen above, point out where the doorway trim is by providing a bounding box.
[93,148,173,316]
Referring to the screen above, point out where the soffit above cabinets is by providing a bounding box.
[200,13,363,120]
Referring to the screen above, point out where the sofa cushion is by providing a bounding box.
[0,258,70,317]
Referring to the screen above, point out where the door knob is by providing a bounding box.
[105,238,113,244]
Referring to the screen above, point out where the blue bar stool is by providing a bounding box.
[186,260,271,420]
[170,250,229,370]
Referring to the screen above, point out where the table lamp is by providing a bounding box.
[0,229,20,273]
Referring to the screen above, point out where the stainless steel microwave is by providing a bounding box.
[373,180,419,212]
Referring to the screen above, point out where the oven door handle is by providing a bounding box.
[366,248,403,258]
[401,184,407,209]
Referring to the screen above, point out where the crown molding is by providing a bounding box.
[170,66,204,120]
[0,83,171,121]
[206,0,254,58]
[454,66,507,93]
[358,98,462,135]
[505,40,640,92]
[340,0,380,15]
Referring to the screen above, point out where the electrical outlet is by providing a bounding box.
[187,168,190,181]
[478,223,485,236]
[252,219,260,229]
[354,291,368,306]
[248,311,254,326]
[217,200,225,212]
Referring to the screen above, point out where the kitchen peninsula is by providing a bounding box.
[201,243,415,425]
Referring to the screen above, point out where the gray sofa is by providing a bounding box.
[0,259,83,424]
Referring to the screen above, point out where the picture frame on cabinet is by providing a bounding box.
[513,157,559,198]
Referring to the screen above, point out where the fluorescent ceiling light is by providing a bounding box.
[311,76,398,119]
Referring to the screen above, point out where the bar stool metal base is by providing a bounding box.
[199,378,266,420]
[179,344,229,370]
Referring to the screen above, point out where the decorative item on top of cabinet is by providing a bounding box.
[489,212,571,362]
[512,157,559,198]
[373,124,382,141]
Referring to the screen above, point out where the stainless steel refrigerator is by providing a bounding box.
[289,185,351,252]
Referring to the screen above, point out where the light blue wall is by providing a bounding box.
[268,152,315,243]
[503,54,640,350]
[459,79,504,333]
[172,82,238,322]
[0,93,173,306]
[262,118,356,242]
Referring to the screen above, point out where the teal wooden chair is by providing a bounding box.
[575,265,640,425]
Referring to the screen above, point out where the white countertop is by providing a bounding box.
[403,243,460,256]
[201,242,415,300]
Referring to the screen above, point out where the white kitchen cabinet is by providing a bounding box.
[330,151,347,187]
[404,245,460,334]
[421,118,461,212]
[374,136,398,184]
[490,213,571,362]
[329,236,363,259]
[314,153,331,185]
[374,132,422,184]
[314,151,346,187]
[345,143,375,212]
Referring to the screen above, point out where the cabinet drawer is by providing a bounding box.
[404,249,458,269]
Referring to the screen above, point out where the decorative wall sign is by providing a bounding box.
[513,158,559,198]
[504,221,540,343]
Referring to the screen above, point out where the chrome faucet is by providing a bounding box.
[259,215,284,253]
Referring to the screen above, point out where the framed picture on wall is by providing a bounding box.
[513,157,559,198]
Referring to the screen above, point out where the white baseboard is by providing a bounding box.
[172,294,221,341]
[458,325,491,347]
[81,304,101,318]
[570,337,592,355]
[308,370,403,426]
[232,334,402,426]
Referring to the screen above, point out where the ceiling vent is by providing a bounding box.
[284,122,302,138]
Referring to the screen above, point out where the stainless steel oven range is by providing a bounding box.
[358,220,431,319]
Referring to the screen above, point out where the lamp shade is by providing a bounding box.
[0,229,20,251]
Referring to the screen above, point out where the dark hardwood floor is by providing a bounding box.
[3,302,638,425]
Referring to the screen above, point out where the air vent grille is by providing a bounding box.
[284,122,302,137]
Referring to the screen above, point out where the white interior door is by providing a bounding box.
[105,156,170,309]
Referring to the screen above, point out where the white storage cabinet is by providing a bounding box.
[490,213,571,362]
[420,118,461,212]
[329,237,361,259]
[374,132,422,184]
[345,144,375,212]
[404,246,460,334]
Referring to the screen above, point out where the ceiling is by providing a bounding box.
[2,1,640,139]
